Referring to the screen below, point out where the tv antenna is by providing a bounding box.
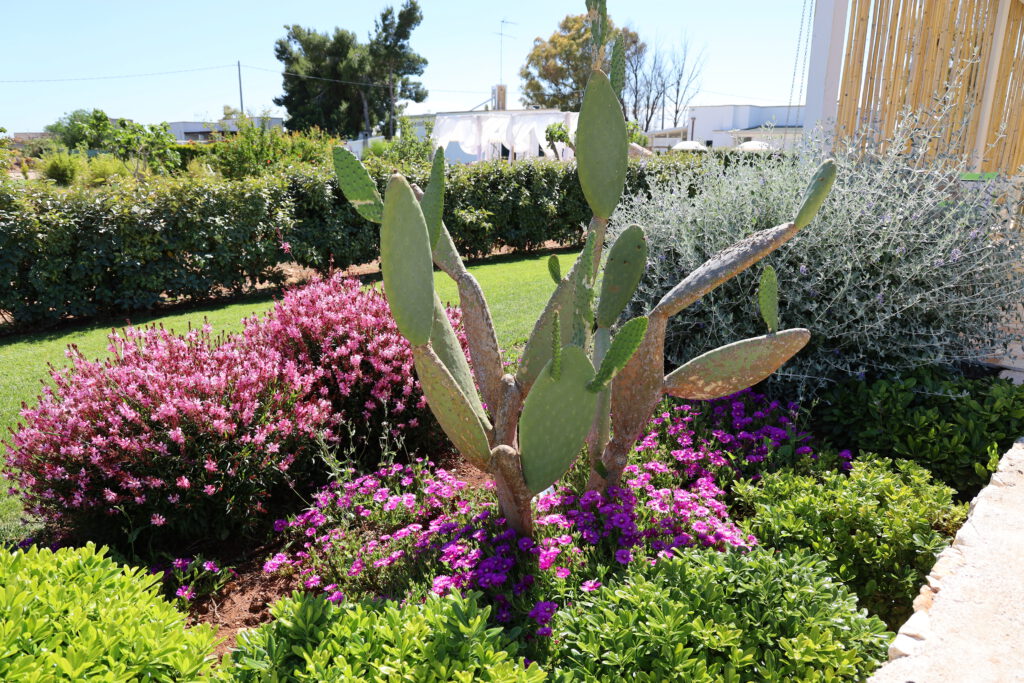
[495,19,517,86]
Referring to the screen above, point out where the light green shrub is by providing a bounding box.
[40,149,87,186]
[220,591,544,682]
[0,543,217,680]
[733,458,966,628]
[547,549,890,681]
[614,114,1024,397]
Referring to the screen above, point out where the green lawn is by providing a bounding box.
[0,250,578,540]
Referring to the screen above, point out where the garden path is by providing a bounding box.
[871,438,1024,683]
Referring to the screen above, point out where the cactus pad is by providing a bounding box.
[332,147,383,223]
[430,293,486,422]
[758,265,779,333]
[610,33,626,96]
[412,345,492,468]
[794,159,836,229]
[519,346,598,494]
[663,328,811,400]
[588,316,648,392]
[421,148,445,248]
[547,254,562,284]
[381,174,435,346]
[576,70,628,219]
[597,224,648,328]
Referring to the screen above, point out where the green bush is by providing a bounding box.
[733,459,966,628]
[1,156,698,324]
[220,591,543,682]
[39,149,87,186]
[0,543,217,680]
[82,153,137,186]
[814,368,1024,495]
[546,549,890,681]
[614,114,1024,398]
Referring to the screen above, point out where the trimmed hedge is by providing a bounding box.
[0,156,695,324]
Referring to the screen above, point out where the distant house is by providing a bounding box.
[690,104,804,150]
[647,105,805,152]
[406,109,579,164]
[167,117,284,143]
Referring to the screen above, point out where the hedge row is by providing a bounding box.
[0,156,697,324]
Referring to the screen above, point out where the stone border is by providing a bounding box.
[882,437,1024,661]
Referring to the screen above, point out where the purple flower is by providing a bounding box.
[536,626,552,637]
[615,549,633,565]
[175,585,195,600]
[203,560,219,572]
[528,600,558,625]
[172,557,191,571]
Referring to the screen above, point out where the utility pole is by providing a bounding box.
[237,60,244,115]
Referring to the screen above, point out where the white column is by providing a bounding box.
[804,0,850,138]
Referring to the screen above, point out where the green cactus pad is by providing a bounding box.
[588,316,648,392]
[597,224,648,328]
[653,220,801,320]
[610,33,626,95]
[421,148,445,248]
[519,346,598,494]
[430,293,486,422]
[576,70,628,219]
[794,159,836,229]
[758,265,779,333]
[332,147,383,223]
[381,174,435,346]
[663,328,811,400]
[547,254,562,284]
[517,252,583,390]
[412,345,492,468]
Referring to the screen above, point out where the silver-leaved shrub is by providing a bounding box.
[614,115,1023,396]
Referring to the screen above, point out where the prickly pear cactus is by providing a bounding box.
[331,1,837,535]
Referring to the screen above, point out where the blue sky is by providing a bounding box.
[0,1,812,133]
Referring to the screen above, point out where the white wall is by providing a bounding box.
[690,105,804,149]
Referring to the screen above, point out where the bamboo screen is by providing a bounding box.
[834,0,1024,173]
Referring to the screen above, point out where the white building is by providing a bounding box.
[407,110,578,164]
[167,117,284,143]
[649,105,805,152]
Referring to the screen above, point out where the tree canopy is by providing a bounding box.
[519,14,639,112]
[274,1,427,139]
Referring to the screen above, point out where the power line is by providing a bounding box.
[0,64,235,83]
[240,63,489,95]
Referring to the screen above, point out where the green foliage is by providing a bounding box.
[220,591,543,682]
[363,117,434,164]
[82,154,137,186]
[815,368,1024,496]
[616,122,1024,397]
[626,120,649,147]
[209,115,334,179]
[274,2,427,138]
[1,157,691,324]
[44,109,116,150]
[519,14,638,111]
[43,110,179,174]
[0,543,217,681]
[733,459,967,629]
[547,549,890,681]
[39,149,87,186]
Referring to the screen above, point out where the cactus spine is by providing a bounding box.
[332,1,837,535]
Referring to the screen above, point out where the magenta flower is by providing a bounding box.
[150,514,166,526]
[581,579,602,592]
[175,585,195,600]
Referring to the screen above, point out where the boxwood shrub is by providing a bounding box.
[733,458,966,628]
[814,367,1024,496]
[546,549,890,681]
[0,543,217,680]
[220,591,543,682]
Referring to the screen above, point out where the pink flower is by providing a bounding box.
[581,579,602,592]
[175,585,195,600]
[554,566,571,579]
[176,476,190,489]
[150,513,166,526]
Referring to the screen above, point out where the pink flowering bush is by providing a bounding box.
[265,458,753,638]
[4,274,463,546]
[4,325,331,543]
[241,274,463,461]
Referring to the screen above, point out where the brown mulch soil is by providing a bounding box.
[192,556,298,659]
